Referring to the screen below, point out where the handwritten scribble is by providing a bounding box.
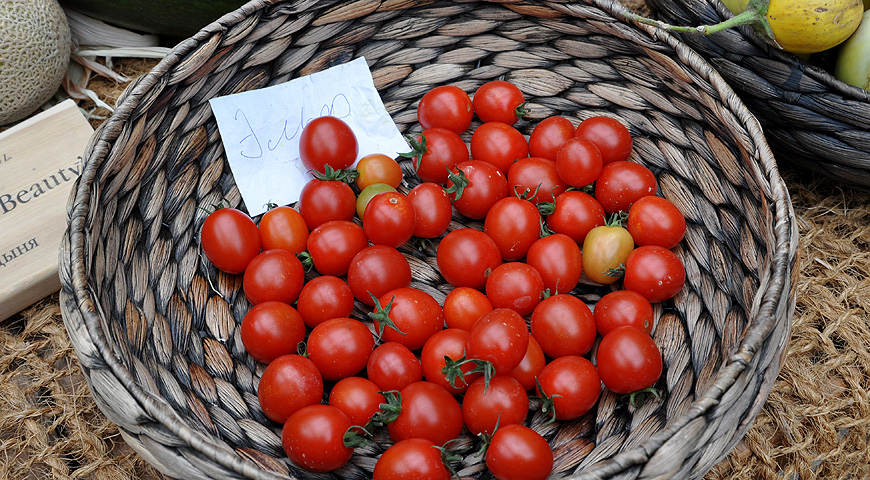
[235,110,263,159]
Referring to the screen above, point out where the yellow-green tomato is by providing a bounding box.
[581,224,635,285]
[356,183,396,218]
[835,10,870,90]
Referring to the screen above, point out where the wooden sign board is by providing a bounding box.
[0,100,94,322]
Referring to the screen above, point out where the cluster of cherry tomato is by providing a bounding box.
[199,79,687,480]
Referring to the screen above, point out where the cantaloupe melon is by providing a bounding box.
[0,0,71,126]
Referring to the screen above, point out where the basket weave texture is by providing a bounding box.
[59,0,798,479]
[645,0,870,189]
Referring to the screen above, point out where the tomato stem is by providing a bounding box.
[343,425,374,448]
[514,101,530,121]
[532,377,563,424]
[623,386,661,408]
[367,294,407,341]
[443,167,469,201]
[370,390,403,426]
[399,133,428,172]
[311,164,359,184]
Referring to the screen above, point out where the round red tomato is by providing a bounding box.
[485,262,545,317]
[373,438,451,480]
[200,207,261,274]
[417,85,473,134]
[555,137,603,188]
[443,287,493,330]
[507,157,567,204]
[387,381,463,446]
[582,222,635,285]
[525,233,583,295]
[594,160,657,214]
[467,308,529,375]
[546,190,606,243]
[357,183,397,218]
[623,245,685,303]
[363,191,417,248]
[282,404,353,472]
[596,325,662,394]
[485,424,553,480]
[627,195,686,249]
[296,275,354,328]
[243,249,305,304]
[473,80,527,125]
[462,375,529,436]
[530,294,596,358]
[446,160,509,219]
[258,205,308,254]
[536,355,601,421]
[241,301,305,364]
[470,121,529,174]
[299,116,358,173]
[484,196,542,261]
[594,289,654,336]
[355,153,403,190]
[574,115,632,165]
[404,128,468,184]
[509,335,546,391]
[257,354,323,423]
[528,115,575,161]
[407,182,453,238]
[436,228,502,289]
[347,245,412,306]
[306,220,368,276]
[366,342,423,393]
[307,317,375,381]
[298,177,356,229]
[372,287,444,351]
[329,376,384,428]
[420,328,480,395]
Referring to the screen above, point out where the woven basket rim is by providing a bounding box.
[61,1,797,478]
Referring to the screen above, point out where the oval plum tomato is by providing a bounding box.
[594,161,657,214]
[472,80,527,125]
[296,275,354,328]
[470,121,529,174]
[347,245,412,306]
[373,438,451,480]
[485,424,553,480]
[582,221,635,285]
[366,342,423,392]
[436,228,502,289]
[446,160,509,219]
[443,286,493,330]
[407,182,452,238]
[363,191,417,248]
[530,294,596,358]
[546,190,606,243]
[241,301,305,364]
[594,289,654,336]
[355,153,403,190]
[528,115,575,161]
[243,249,305,304]
[485,262,545,317]
[372,287,444,351]
[526,233,583,294]
[462,375,529,436]
[574,115,632,165]
[510,335,546,391]
[307,317,375,381]
[257,354,323,423]
[329,376,384,428]
[597,325,662,394]
[623,245,686,303]
[536,355,601,421]
[403,128,468,184]
[306,220,368,276]
[627,195,686,249]
[484,196,542,261]
[299,116,358,174]
[282,404,353,472]
[555,137,603,188]
[417,85,473,134]
[200,207,260,274]
[467,308,529,375]
[387,381,463,446]
[356,183,397,218]
[298,177,356,229]
[258,205,308,254]
[420,328,481,395]
[507,157,567,204]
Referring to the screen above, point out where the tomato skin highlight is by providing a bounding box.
[485,262,545,317]
[374,287,444,351]
[467,308,530,375]
[242,249,305,305]
[470,121,529,174]
[627,195,686,249]
[328,376,384,428]
[596,325,663,394]
[200,207,261,274]
[462,375,529,435]
[530,294,597,358]
[485,424,554,480]
[536,355,601,421]
[473,80,526,125]
[366,342,423,393]
[347,245,413,306]
[240,301,305,364]
[407,182,453,239]
[529,115,575,161]
[387,381,463,446]
[443,287,493,330]
[363,191,417,248]
[525,233,583,295]
[447,160,509,220]
[373,438,452,480]
[257,354,323,424]
[509,335,546,391]
[546,190,606,244]
[295,275,354,329]
[417,85,473,134]
[306,220,369,277]
[623,245,686,303]
[355,153,403,190]
[299,116,358,174]
[555,136,603,188]
[436,228,503,289]
[484,196,542,261]
[307,317,375,381]
[574,115,632,165]
[298,178,357,229]
[258,205,308,254]
[594,160,657,214]
[410,128,469,184]
[594,289,654,336]
[281,404,354,472]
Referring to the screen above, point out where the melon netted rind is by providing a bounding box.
[0,0,71,126]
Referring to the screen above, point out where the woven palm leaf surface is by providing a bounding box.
[644,0,870,189]
[58,0,798,479]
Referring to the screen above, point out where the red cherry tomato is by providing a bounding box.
[366,342,423,393]
[282,404,353,472]
[298,177,356,229]
[243,249,305,305]
[241,301,305,364]
[507,157,567,204]
[574,115,632,165]
[467,308,529,375]
[357,183,397,218]
[582,222,635,285]
[420,328,481,395]
[407,182,453,239]
[470,121,529,174]
[530,294,596,358]
[485,424,553,480]
[257,354,323,423]
[404,128,469,184]
[627,195,686,249]
[485,262,545,317]
[417,85,473,134]
[373,438,451,480]
[436,228,503,289]
[363,191,417,248]
[623,245,686,303]
[484,196,542,261]
[546,190,606,243]
[594,289,654,336]
[594,161,657,214]
[536,355,601,421]
[299,116,358,173]
[596,325,663,394]
[200,207,260,274]
[355,153,403,190]
[258,205,308,254]
[306,220,368,276]
[373,287,444,351]
[525,233,583,294]
[296,275,355,328]
[555,137,603,188]
[307,317,375,381]
[329,376,384,428]
[528,115,575,161]
[443,287,493,330]
[446,160,509,220]
[509,335,546,391]
[473,80,527,125]
[387,381,463,446]
[462,375,529,436]
[347,245,412,306]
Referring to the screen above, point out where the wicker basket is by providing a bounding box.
[645,0,870,189]
[59,0,798,479]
